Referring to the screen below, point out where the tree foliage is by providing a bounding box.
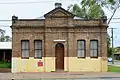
[68,0,120,23]
[0,29,11,42]
[81,0,120,24]
[68,0,105,19]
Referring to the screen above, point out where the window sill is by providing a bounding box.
[77,57,86,59]
[90,57,98,58]
[34,57,42,59]
[21,57,29,59]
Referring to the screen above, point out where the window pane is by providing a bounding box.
[77,40,85,57]
[35,41,42,49]
[25,50,29,57]
[78,40,84,49]
[22,50,24,57]
[90,50,97,57]
[93,50,97,56]
[21,40,29,58]
[90,40,98,57]
[90,50,94,57]
[78,50,85,57]
[22,41,29,49]
[22,50,29,57]
[90,41,98,49]
[35,50,42,57]
[34,40,42,58]
[22,41,25,49]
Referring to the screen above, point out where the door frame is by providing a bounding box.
[55,43,64,71]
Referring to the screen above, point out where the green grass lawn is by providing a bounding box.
[108,65,120,72]
[0,61,11,68]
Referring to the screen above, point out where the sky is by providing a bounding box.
[0,0,120,47]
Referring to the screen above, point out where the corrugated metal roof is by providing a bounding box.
[0,42,12,49]
[36,16,45,19]
[73,16,84,20]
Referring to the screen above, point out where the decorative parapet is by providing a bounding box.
[12,19,45,28]
[11,16,108,28]
[69,19,108,27]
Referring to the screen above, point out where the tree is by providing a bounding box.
[68,0,120,57]
[81,0,120,24]
[0,29,5,42]
[68,0,105,19]
[107,35,112,57]
[68,0,120,23]
[104,0,120,24]
[92,0,120,24]
[68,4,85,18]
[0,29,12,42]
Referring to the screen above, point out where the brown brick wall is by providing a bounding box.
[12,26,107,58]
[11,8,108,59]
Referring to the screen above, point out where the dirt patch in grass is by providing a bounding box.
[0,68,11,73]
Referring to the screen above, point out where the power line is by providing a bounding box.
[111,18,120,19]
[0,0,85,4]
[0,1,54,4]
[110,22,120,23]
[0,20,11,21]
[0,19,120,22]
[0,25,11,27]
[0,17,120,21]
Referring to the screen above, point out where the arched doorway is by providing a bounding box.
[55,43,64,71]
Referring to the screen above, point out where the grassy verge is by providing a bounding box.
[0,61,11,68]
[114,60,120,62]
[108,65,120,73]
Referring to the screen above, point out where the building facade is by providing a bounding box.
[11,3,108,73]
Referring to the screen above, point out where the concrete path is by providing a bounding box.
[0,72,120,79]
[108,62,120,66]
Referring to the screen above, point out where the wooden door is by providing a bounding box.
[55,43,64,70]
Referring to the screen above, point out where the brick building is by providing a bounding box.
[11,3,108,73]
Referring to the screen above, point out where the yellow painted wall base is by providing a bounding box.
[68,57,107,72]
[12,57,107,73]
[12,57,55,73]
